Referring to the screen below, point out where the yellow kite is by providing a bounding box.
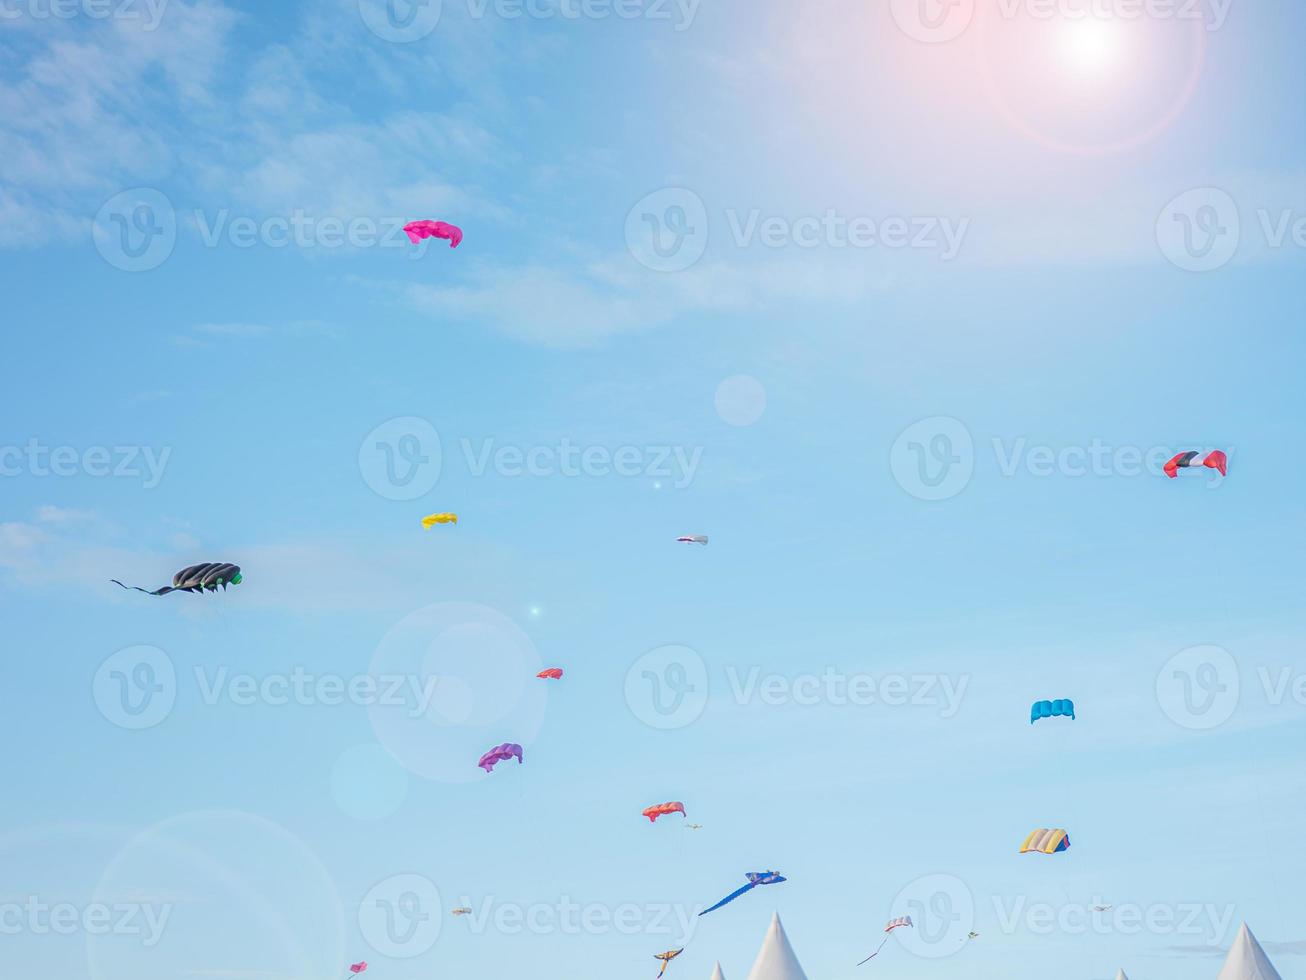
[422,513,458,529]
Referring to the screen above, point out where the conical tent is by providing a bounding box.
[745,913,809,980]
[1115,971,1131,980]
[1216,924,1283,980]
[709,963,727,980]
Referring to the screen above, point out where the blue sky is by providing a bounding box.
[3,1,1306,978]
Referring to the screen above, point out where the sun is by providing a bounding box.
[1057,16,1129,78]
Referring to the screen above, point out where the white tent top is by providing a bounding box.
[1115,970,1130,980]
[709,963,726,980]
[745,913,809,980]
[1217,924,1283,980]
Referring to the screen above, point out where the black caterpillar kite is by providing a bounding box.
[112,562,243,596]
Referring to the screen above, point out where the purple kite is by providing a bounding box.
[404,220,463,248]
[478,742,523,773]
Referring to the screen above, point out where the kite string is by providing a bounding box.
[857,935,890,966]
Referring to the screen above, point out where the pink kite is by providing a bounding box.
[404,220,463,248]
[478,742,523,772]
[347,963,367,977]
[537,668,564,680]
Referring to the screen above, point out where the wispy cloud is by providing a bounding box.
[401,252,893,347]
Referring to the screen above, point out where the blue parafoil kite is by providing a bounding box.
[1031,699,1075,724]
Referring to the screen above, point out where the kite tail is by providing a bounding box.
[110,580,172,596]
[657,963,667,979]
[857,936,890,966]
[698,882,755,917]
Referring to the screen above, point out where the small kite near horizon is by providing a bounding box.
[404,219,463,248]
[537,668,564,680]
[677,535,709,545]
[422,513,458,528]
